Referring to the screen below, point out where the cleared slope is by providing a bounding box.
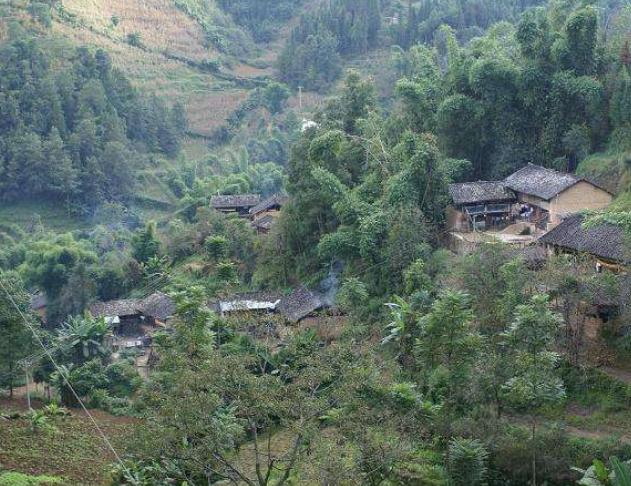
[51,0,254,138]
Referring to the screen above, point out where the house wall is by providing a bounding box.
[549,182,613,225]
[518,193,550,210]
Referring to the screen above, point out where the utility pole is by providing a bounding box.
[25,368,31,410]
[298,85,303,111]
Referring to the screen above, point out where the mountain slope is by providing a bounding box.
[49,0,268,138]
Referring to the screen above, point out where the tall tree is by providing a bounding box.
[503,294,565,486]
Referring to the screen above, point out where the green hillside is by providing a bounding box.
[2,2,631,484]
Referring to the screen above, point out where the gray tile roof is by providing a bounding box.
[249,194,289,215]
[539,214,628,263]
[277,287,325,323]
[211,194,261,209]
[449,181,516,205]
[139,292,176,322]
[89,292,175,321]
[504,164,583,200]
[253,214,276,232]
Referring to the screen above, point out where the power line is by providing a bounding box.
[0,272,132,480]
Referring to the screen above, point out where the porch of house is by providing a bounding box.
[452,201,551,234]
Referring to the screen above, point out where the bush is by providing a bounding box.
[448,438,489,486]
[126,32,143,48]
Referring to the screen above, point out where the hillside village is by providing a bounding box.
[2,1,631,485]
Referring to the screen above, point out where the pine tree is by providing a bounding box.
[132,222,161,264]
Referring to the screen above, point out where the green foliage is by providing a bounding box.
[27,409,55,434]
[447,437,489,486]
[574,457,631,486]
[218,0,305,42]
[261,82,291,115]
[393,0,546,47]
[216,260,238,283]
[27,2,53,28]
[390,2,621,179]
[19,233,97,323]
[279,0,381,89]
[0,271,34,396]
[0,472,61,486]
[503,294,565,411]
[0,37,184,210]
[126,32,143,48]
[132,222,161,264]
[415,291,480,409]
[57,314,110,366]
[204,235,228,261]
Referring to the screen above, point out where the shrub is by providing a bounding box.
[448,437,489,486]
[126,33,143,48]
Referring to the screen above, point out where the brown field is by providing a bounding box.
[61,0,213,61]
[185,89,251,135]
[0,397,137,486]
[49,0,256,137]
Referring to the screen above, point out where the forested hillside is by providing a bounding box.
[0,38,185,209]
[2,0,631,485]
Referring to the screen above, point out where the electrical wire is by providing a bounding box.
[0,271,133,480]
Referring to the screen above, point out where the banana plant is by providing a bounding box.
[573,457,631,486]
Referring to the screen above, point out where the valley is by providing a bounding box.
[1,1,631,485]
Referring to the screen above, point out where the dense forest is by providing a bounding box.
[217,0,306,42]
[1,0,631,485]
[279,0,383,90]
[0,36,186,211]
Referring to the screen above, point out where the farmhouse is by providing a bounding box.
[504,164,613,229]
[89,292,175,342]
[213,287,328,324]
[448,164,613,234]
[211,194,261,216]
[277,287,326,323]
[249,194,288,233]
[447,181,517,232]
[538,214,628,270]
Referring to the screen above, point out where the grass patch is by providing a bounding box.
[0,472,62,486]
[577,150,631,196]
[0,200,89,233]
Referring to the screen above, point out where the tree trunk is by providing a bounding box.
[531,417,537,486]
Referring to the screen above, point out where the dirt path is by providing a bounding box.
[601,366,631,385]
[566,425,631,443]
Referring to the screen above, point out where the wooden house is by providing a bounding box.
[213,287,328,324]
[249,194,289,234]
[211,291,283,317]
[448,164,614,234]
[211,194,261,216]
[277,287,326,323]
[447,181,517,232]
[89,292,175,340]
